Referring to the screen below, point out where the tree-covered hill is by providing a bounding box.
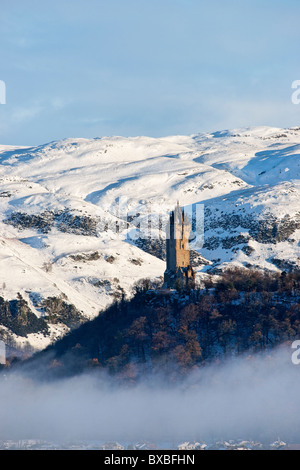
[10,268,300,382]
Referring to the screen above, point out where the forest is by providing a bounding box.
[19,267,300,382]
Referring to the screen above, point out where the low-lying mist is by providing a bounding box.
[0,344,299,445]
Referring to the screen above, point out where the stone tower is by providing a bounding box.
[164,202,195,289]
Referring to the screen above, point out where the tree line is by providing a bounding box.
[32,267,300,381]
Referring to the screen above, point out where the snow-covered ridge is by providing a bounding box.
[0,125,299,348]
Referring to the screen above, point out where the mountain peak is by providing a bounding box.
[0,126,299,349]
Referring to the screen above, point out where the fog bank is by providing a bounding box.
[0,345,299,444]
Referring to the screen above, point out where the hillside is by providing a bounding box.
[0,126,299,349]
[9,268,300,382]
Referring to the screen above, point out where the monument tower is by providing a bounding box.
[164,202,195,289]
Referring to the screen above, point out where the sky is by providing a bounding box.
[0,0,300,146]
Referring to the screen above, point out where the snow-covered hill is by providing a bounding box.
[0,126,299,349]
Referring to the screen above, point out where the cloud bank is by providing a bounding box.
[0,344,299,445]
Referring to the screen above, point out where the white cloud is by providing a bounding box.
[0,345,298,444]
[11,104,44,123]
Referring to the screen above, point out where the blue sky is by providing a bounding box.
[0,0,300,145]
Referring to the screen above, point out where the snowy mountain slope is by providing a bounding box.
[0,125,299,349]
